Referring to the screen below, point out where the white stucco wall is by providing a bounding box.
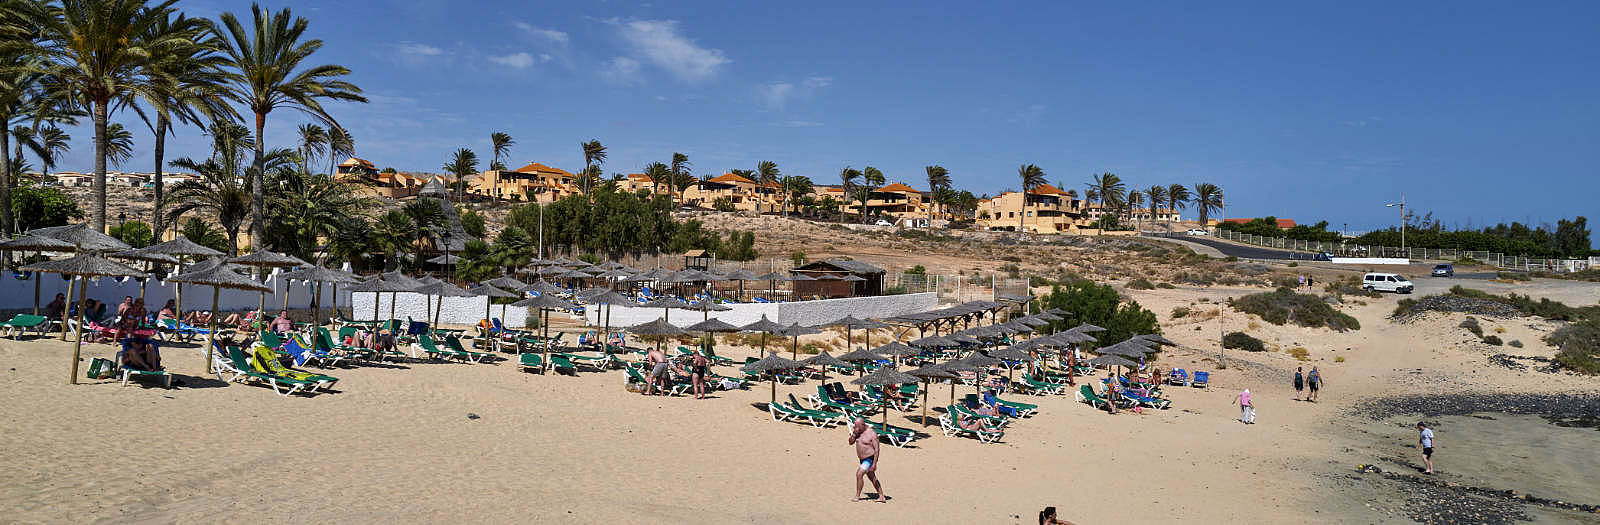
[349,291,531,328]
[0,272,348,314]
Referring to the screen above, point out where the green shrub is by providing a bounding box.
[1448,286,1596,322]
[1127,278,1156,290]
[905,264,926,275]
[1481,335,1503,346]
[712,196,737,212]
[1156,282,1176,289]
[1324,276,1381,298]
[1393,297,1419,317]
[1032,280,1161,348]
[1001,263,1021,278]
[1171,306,1191,319]
[1223,331,1266,352]
[883,285,908,295]
[1287,262,1298,267]
[1231,287,1361,331]
[1459,317,1483,338]
[1496,271,1531,282]
[790,251,806,266]
[1224,256,1239,262]
[1547,319,1600,374]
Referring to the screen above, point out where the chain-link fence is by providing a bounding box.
[1208,230,1595,272]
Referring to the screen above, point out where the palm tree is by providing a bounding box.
[837,166,861,223]
[205,119,253,172]
[104,123,133,168]
[1142,185,1167,233]
[401,199,445,270]
[859,166,884,223]
[296,123,327,170]
[442,147,478,201]
[1193,182,1224,228]
[34,125,70,182]
[326,125,353,178]
[1125,191,1143,229]
[29,0,194,232]
[372,209,415,270]
[924,165,950,229]
[1017,164,1045,232]
[216,3,367,249]
[1166,183,1191,233]
[162,157,253,255]
[669,152,690,207]
[488,131,513,200]
[754,160,780,214]
[1088,172,1125,218]
[132,10,232,235]
[580,139,606,196]
[642,161,671,199]
[782,175,813,217]
[265,164,377,261]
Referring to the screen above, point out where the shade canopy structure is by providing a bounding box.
[468,284,521,336]
[536,266,570,276]
[512,294,581,339]
[573,287,609,300]
[594,268,635,280]
[1014,316,1051,327]
[415,280,476,330]
[280,266,361,330]
[825,315,889,350]
[636,267,672,280]
[987,346,1032,382]
[110,248,179,265]
[1088,354,1138,368]
[905,362,959,426]
[426,254,460,265]
[2,235,81,315]
[777,322,821,359]
[839,274,867,282]
[522,280,564,295]
[166,262,270,376]
[640,296,692,322]
[1070,323,1107,333]
[1130,334,1180,347]
[837,347,886,377]
[347,274,416,324]
[27,223,130,252]
[229,250,309,312]
[1032,311,1064,322]
[803,351,851,383]
[739,315,788,357]
[21,254,149,384]
[596,261,629,271]
[141,236,224,258]
[909,335,958,348]
[850,365,921,425]
[684,317,741,349]
[482,276,529,291]
[626,317,688,337]
[873,342,924,366]
[1095,340,1158,358]
[741,354,805,405]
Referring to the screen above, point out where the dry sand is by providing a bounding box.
[4,218,1598,524]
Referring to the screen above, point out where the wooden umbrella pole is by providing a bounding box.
[921,381,930,427]
[174,256,185,331]
[59,275,74,341]
[389,292,397,324]
[207,286,220,375]
[371,291,379,323]
[68,276,87,384]
[32,275,39,316]
[280,272,290,312]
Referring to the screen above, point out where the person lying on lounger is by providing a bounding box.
[123,338,163,371]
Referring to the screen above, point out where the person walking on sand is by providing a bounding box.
[1234,388,1255,424]
[1417,422,1436,474]
[643,345,668,396]
[1307,366,1322,402]
[1293,367,1305,401]
[848,418,886,502]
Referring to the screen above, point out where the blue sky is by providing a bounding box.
[51,1,1599,236]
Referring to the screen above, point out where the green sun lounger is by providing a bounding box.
[252,345,338,391]
[222,346,315,397]
[767,393,848,427]
[1020,376,1067,395]
[867,420,917,448]
[948,404,1010,428]
[2,314,50,339]
[550,354,580,375]
[444,336,493,363]
[939,412,1005,443]
[1077,384,1126,410]
[964,393,1038,417]
[807,385,876,416]
[519,353,545,373]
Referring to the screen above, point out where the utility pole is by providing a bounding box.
[1386,193,1406,258]
[1219,297,1229,370]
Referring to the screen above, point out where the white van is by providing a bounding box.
[1362,273,1414,294]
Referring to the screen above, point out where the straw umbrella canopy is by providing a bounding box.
[741,353,804,405]
[521,280,564,295]
[585,290,636,338]
[837,347,886,377]
[637,267,672,280]
[129,236,226,324]
[597,261,628,271]
[953,351,1004,397]
[1131,334,1180,347]
[279,266,360,331]
[1096,340,1158,357]
[467,284,520,342]
[683,298,731,321]
[483,275,529,291]
[777,322,821,359]
[850,365,921,426]
[0,235,78,316]
[754,271,786,300]
[229,250,308,313]
[1033,311,1064,322]
[803,351,850,384]
[627,317,688,368]
[1070,323,1107,333]
[910,335,958,348]
[987,346,1032,383]
[684,317,741,352]
[573,286,610,300]
[938,357,979,405]
[873,342,923,366]
[166,262,270,375]
[511,293,579,340]
[640,296,691,323]
[1014,316,1051,327]
[906,362,958,426]
[21,254,148,382]
[825,315,875,350]
[1088,354,1138,368]
[723,268,758,300]
[740,315,788,357]
[347,274,414,326]
[537,265,570,277]
[27,223,131,252]
[414,280,474,331]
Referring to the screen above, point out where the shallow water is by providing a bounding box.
[1408,413,1600,506]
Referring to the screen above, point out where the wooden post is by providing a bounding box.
[59,275,74,341]
[68,276,87,384]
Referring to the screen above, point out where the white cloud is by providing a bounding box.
[782,120,823,127]
[488,52,535,69]
[538,53,554,63]
[618,19,729,82]
[803,76,831,88]
[599,56,642,84]
[394,42,443,57]
[760,82,795,109]
[512,21,570,44]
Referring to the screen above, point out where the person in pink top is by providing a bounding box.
[1233,388,1255,424]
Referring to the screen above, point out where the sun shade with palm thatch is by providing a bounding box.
[685,318,741,333]
[21,254,149,384]
[0,234,77,252]
[626,317,688,336]
[1131,334,1180,346]
[684,300,731,312]
[874,342,923,359]
[426,254,460,265]
[641,296,691,309]
[910,335,958,348]
[905,362,959,426]
[109,248,178,264]
[1096,340,1158,357]
[27,223,130,252]
[1088,354,1138,368]
[804,351,850,369]
[585,290,635,305]
[166,262,271,377]
[741,353,805,405]
[512,294,578,310]
[483,276,529,290]
[851,365,919,386]
[522,280,563,294]
[837,347,886,366]
[537,266,570,276]
[1071,323,1107,332]
[142,236,224,258]
[229,250,308,267]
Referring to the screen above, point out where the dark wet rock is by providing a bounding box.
[1351,392,1600,421]
[1394,296,1522,321]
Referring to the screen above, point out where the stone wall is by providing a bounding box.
[586,292,938,328]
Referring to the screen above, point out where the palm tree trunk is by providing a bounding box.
[251,112,267,251]
[0,124,12,235]
[225,229,240,257]
[91,99,110,233]
[153,116,168,236]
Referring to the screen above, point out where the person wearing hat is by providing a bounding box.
[1234,388,1255,424]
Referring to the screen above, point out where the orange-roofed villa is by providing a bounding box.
[471,162,581,204]
[976,184,1090,233]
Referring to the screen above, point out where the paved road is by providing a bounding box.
[1142,234,1497,280]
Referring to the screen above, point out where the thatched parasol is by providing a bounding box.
[22,254,148,382]
[683,299,731,321]
[684,317,741,351]
[722,268,758,300]
[850,366,921,426]
[511,293,580,340]
[777,322,821,359]
[166,262,269,376]
[0,235,78,316]
[873,341,923,366]
[467,283,521,342]
[837,347,886,377]
[1070,323,1107,333]
[641,296,692,323]
[741,353,804,405]
[28,223,130,252]
[987,346,1032,383]
[483,275,529,291]
[229,250,308,312]
[740,315,788,357]
[627,317,689,368]
[803,351,850,384]
[1088,354,1138,368]
[280,266,360,331]
[521,280,564,295]
[585,290,635,339]
[415,280,475,331]
[906,362,957,426]
[347,274,416,326]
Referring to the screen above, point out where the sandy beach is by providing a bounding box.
[3,249,1597,524]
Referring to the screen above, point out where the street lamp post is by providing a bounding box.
[117,212,125,230]
[1386,193,1406,258]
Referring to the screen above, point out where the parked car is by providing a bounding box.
[873,219,893,227]
[1362,272,1415,294]
[1186,229,1208,236]
[1313,252,1334,261]
[1432,264,1454,277]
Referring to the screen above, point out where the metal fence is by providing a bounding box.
[1208,230,1596,272]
